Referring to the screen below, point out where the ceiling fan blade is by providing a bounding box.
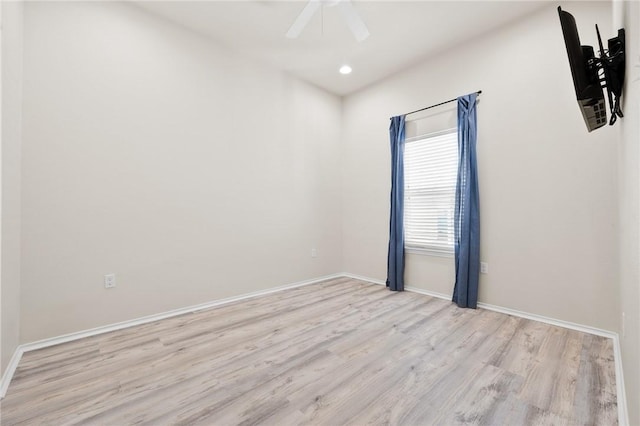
[337,0,370,42]
[286,0,322,39]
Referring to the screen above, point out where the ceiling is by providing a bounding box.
[135,1,549,96]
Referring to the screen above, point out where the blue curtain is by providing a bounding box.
[452,94,480,308]
[386,115,406,292]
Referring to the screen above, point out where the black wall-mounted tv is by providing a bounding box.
[558,6,625,132]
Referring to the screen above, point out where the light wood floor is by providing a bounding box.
[1,277,617,425]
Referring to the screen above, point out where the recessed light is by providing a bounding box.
[339,65,352,75]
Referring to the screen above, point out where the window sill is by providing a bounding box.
[405,247,454,258]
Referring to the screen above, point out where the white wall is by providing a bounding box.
[1,0,23,373]
[342,2,620,331]
[12,2,635,413]
[20,1,343,342]
[617,0,640,423]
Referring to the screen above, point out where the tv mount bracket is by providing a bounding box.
[588,25,625,125]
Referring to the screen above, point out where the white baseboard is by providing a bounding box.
[341,272,629,426]
[0,346,24,398]
[0,272,344,398]
[613,333,629,426]
[342,272,386,286]
[343,272,618,337]
[0,271,629,425]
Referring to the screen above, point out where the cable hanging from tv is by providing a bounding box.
[558,6,625,132]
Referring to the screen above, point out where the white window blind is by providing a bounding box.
[404,129,458,255]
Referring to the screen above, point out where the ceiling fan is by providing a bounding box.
[286,0,370,42]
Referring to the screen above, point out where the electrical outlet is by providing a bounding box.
[480,262,489,274]
[104,273,116,289]
[311,248,317,258]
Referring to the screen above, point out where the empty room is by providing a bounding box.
[0,0,638,424]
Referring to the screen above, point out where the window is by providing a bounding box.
[404,129,458,256]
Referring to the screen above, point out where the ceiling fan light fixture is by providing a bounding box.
[339,65,352,75]
[286,0,369,42]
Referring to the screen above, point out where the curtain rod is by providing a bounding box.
[391,90,482,119]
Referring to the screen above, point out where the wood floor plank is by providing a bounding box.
[432,363,524,425]
[548,328,583,420]
[0,278,618,425]
[517,325,570,412]
[573,334,619,426]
